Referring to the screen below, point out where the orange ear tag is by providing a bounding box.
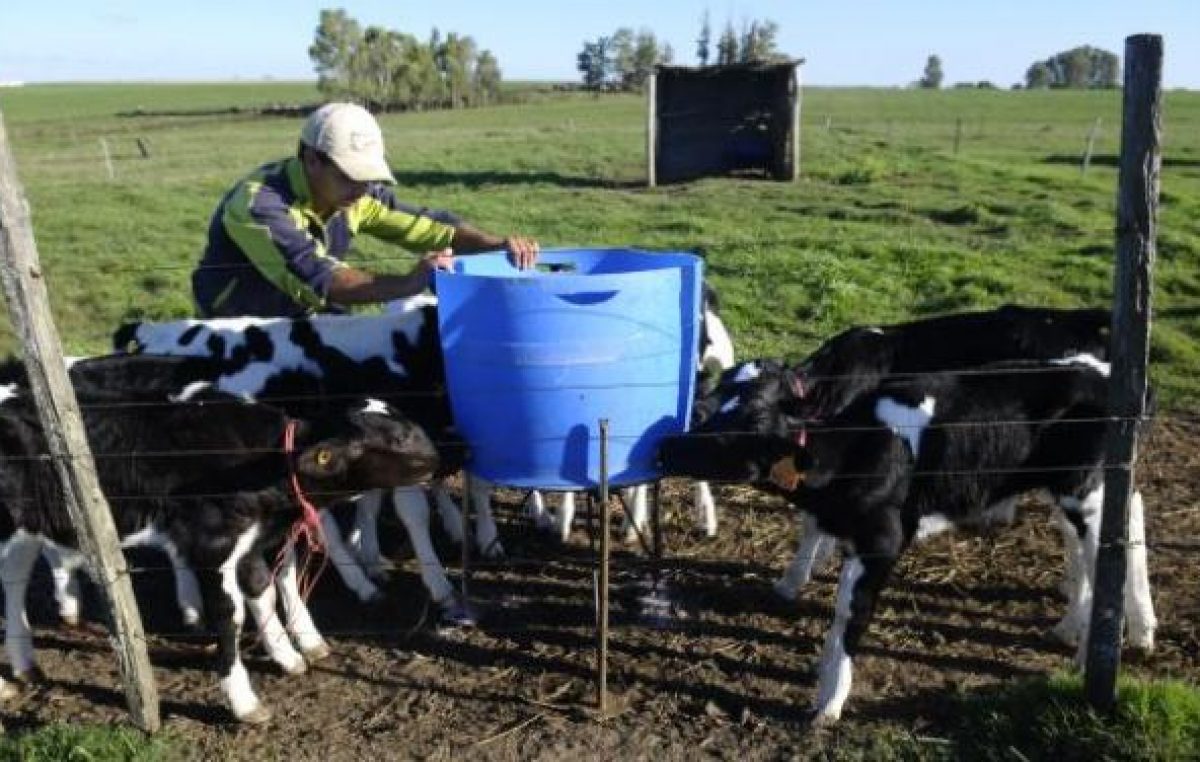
[769,455,803,491]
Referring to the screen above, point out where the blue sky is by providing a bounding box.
[2,1,1196,88]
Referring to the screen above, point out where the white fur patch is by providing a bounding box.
[700,309,735,371]
[1050,353,1110,377]
[0,384,18,405]
[169,381,212,402]
[874,395,936,457]
[916,514,954,541]
[361,398,390,416]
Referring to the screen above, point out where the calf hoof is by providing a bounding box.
[438,598,479,628]
[479,538,506,560]
[236,704,273,725]
[772,579,800,602]
[301,642,332,663]
[808,709,841,728]
[360,588,387,607]
[0,682,21,701]
[1051,619,1083,647]
[278,653,308,676]
[14,666,48,687]
[1128,628,1156,653]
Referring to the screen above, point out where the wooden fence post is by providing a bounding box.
[1084,33,1162,712]
[1082,117,1103,175]
[0,112,161,732]
[99,137,114,180]
[595,419,611,717]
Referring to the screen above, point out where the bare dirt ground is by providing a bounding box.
[2,415,1197,761]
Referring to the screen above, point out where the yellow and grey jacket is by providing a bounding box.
[192,157,458,317]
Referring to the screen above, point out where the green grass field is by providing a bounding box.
[1,82,1198,408]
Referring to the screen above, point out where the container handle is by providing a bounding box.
[553,290,619,306]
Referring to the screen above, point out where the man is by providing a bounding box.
[192,102,539,318]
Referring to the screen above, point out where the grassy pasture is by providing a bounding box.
[1,82,1198,406]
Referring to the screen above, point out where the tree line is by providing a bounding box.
[576,13,787,93]
[1025,46,1119,89]
[917,46,1121,90]
[308,9,502,111]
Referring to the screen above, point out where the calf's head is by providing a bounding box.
[662,360,805,486]
[293,400,439,500]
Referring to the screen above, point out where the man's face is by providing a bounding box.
[304,149,369,216]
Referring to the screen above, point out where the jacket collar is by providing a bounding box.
[284,156,315,208]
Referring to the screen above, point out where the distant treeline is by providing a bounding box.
[577,14,789,92]
[1025,46,1120,89]
[308,9,501,111]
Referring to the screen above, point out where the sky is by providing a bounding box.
[1,1,1197,89]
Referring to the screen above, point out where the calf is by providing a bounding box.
[755,305,1115,598]
[113,296,497,619]
[660,358,1155,723]
[0,376,438,723]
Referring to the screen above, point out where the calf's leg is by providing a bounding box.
[2,533,44,691]
[239,553,306,675]
[775,513,836,600]
[202,526,270,724]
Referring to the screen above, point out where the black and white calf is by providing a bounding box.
[0,367,438,722]
[754,305,1115,599]
[113,295,497,617]
[660,357,1156,723]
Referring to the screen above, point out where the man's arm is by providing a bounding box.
[326,250,453,306]
[451,223,540,269]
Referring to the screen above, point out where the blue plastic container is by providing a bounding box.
[436,248,703,489]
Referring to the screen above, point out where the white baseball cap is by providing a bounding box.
[300,102,395,184]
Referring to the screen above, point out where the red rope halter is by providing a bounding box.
[275,419,328,601]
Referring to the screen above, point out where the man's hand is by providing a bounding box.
[415,248,456,282]
[504,235,539,270]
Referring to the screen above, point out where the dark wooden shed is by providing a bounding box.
[647,61,803,186]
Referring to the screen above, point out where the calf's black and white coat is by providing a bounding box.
[660,356,1156,723]
[112,295,492,617]
[760,305,1118,600]
[0,365,438,722]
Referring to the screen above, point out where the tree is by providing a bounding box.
[716,21,739,65]
[439,32,478,108]
[739,19,781,63]
[628,29,667,90]
[473,50,501,105]
[577,37,611,91]
[348,27,404,110]
[308,10,503,112]
[1024,46,1120,88]
[1026,62,1051,88]
[610,28,636,88]
[918,54,943,89]
[309,9,362,99]
[696,11,711,66]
